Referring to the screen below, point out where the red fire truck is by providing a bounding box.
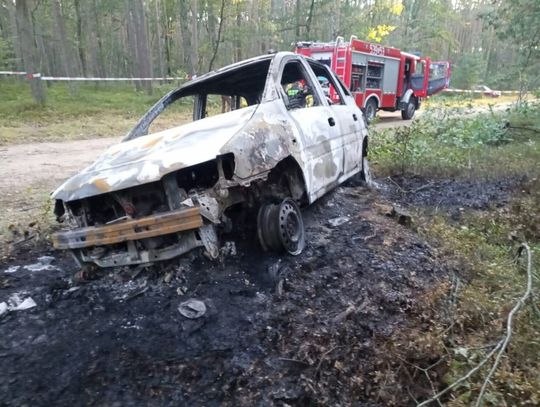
[295,36,451,123]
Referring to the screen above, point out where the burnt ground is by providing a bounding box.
[377,174,526,217]
[0,173,525,407]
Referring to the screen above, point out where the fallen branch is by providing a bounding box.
[412,182,435,194]
[398,356,446,407]
[387,176,406,193]
[417,243,534,407]
[475,243,533,407]
[417,340,502,406]
[507,125,540,134]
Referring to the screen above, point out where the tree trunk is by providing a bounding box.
[74,0,86,76]
[133,0,153,94]
[208,0,225,71]
[126,5,142,91]
[52,0,77,94]
[234,2,242,62]
[15,0,45,104]
[306,0,315,38]
[92,0,106,78]
[154,0,166,82]
[179,0,194,76]
[190,0,199,75]
[6,0,23,71]
[250,0,259,56]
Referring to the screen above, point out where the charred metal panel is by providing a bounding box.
[52,207,203,250]
[220,100,298,181]
[52,106,257,202]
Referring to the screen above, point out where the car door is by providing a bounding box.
[322,65,363,177]
[278,56,345,201]
[308,61,364,177]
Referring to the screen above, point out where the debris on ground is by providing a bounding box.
[388,205,413,227]
[178,299,207,319]
[23,255,57,272]
[113,280,149,302]
[3,265,20,274]
[328,216,350,227]
[0,302,7,316]
[3,293,37,312]
[221,241,237,257]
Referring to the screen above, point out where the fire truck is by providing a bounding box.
[295,36,451,123]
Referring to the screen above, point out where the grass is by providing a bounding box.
[424,93,527,109]
[0,79,190,145]
[370,102,540,179]
[371,103,540,405]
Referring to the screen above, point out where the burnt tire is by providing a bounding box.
[401,98,416,120]
[360,155,372,184]
[363,98,378,125]
[257,198,305,256]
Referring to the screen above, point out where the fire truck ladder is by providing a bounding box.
[332,36,347,82]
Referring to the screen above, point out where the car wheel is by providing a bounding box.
[363,98,377,125]
[360,154,372,185]
[257,198,305,255]
[401,98,416,120]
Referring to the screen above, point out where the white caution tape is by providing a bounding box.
[40,76,184,81]
[0,71,185,81]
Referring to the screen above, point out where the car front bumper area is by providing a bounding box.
[52,207,206,267]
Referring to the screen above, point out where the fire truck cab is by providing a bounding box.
[295,36,451,123]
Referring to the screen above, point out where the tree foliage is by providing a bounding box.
[0,0,537,100]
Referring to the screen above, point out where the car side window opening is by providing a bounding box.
[202,94,250,118]
[138,59,271,137]
[280,60,321,109]
[308,62,346,105]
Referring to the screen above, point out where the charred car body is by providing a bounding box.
[52,52,370,268]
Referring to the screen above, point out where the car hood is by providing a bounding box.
[52,106,257,202]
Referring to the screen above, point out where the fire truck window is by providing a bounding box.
[415,61,426,75]
[366,63,383,89]
[351,64,365,92]
[280,61,320,109]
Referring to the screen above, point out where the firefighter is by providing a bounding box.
[286,81,303,98]
[285,81,304,108]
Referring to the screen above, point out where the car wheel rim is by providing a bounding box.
[257,198,305,255]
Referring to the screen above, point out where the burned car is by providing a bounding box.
[51,52,370,268]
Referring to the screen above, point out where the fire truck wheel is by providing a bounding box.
[401,98,416,120]
[363,99,377,124]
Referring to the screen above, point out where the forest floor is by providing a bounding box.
[0,171,525,406]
